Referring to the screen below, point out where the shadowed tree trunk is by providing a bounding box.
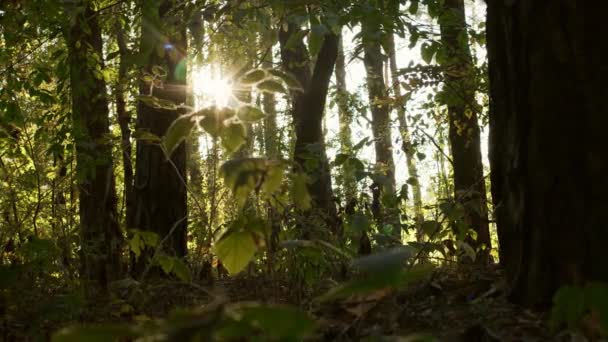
[487,0,608,305]
[278,23,339,235]
[132,0,188,274]
[385,33,424,238]
[65,1,122,299]
[361,16,400,241]
[437,0,490,262]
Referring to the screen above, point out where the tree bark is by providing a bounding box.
[113,11,134,229]
[65,2,122,299]
[437,0,490,262]
[385,33,425,237]
[132,0,188,273]
[361,18,400,240]
[278,23,339,235]
[334,34,357,206]
[487,0,608,305]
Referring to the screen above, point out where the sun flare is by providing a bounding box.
[191,65,233,109]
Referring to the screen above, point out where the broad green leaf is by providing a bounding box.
[292,172,311,210]
[214,231,257,274]
[156,255,174,274]
[52,325,137,342]
[256,80,287,94]
[585,282,608,331]
[237,105,266,122]
[261,160,286,195]
[267,69,303,91]
[129,234,143,258]
[421,42,436,64]
[237,304,316,340]
[551,285,586,329]
[162,114,195,157]
[334,153,349,166]
[308,23,328,57]
[171,258,192,282]
[133,129,161,143]
[156,98,177,110]
[239,69,266,84]
[136,94,160,108]
[421,220,441,237]
[221,122,247,154]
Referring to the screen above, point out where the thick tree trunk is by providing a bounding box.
[278,23,339,235]
[132,1,188,273]
[65,2,122,299]
[385,33,424,236]
[487,1,608,305]
[334,34,357,205]
[438,0,490,262]
[361,19,400,240]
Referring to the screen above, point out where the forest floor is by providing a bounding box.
[2,264,567,341]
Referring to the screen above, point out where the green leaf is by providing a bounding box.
[416,152,426,160]
[129,234,143,258]
[292,172,311,210]
[408,0,419,15]
[237,105,266,122]
[171,258,192,282]
[221,122,247,154]
[261,160,286,195]
[162,114,195,158]
[156,255,174,274]
[585,282,608,331]
[308,23,328,57]
[133,129,162,143]
[421,42,436,64]
[156,98,177,111]
[334,153,349,166]
[214,231,257,274]
[551,285,586,329]
[421,220,441,237]
[239,69,266,84]
[237,304,316,340]
[256,80,287,94]
[52,325,137,342]
[267,69,303,91]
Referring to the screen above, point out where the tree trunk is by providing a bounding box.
[113,12,134,229]
[132,1,188,273]
[334,34,357,206]
[361,18,400,241]
[437,0,490,262]
[65,2,122,299]
[278,23,339,235]
[487,0,608,305]
[385,33,424,237]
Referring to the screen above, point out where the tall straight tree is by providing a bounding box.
[64,1,122,299]
[385,33,424,234]
[278,21,339,234]
[132,0,188,272]
[361,8,400,240]
[487,1,608,305]
[437,0,490,261]
[334,33,357,205]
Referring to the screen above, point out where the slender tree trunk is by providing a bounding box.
[65,1,122,299]
[437,0,490,262]
[487,0,608,305]
[261,45,281,256]
[132,1,188,274]
[334,34,357,205]
[113,12,134,229]
[278,23,339,235]
[361,18,400,241]
[385,33,424,237]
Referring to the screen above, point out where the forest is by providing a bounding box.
[0,0,606,341]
